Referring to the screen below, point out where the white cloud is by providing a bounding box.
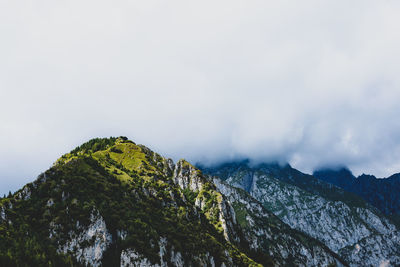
[1,0,400,194]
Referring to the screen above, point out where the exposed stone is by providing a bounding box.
[214,166,400,267]
[58,211,112,267]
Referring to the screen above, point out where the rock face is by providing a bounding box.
[213,178,345,267]
[171,160,344,266]
[172,159,242,245]
[58,211,112,267]
[314,168,400,223]
[119,237,186,267]
[201,161,400,267]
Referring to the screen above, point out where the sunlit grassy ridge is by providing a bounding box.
[0,137,267,266]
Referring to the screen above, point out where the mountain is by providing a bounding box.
[211,179,344,266]
[313,168,400,224]
[201,160,400,267]
[0,137,344,267]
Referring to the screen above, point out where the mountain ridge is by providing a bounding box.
[201,160,400,266]
[313,167,400,224]
[1,137,264,266]
[2,137,399,266]
[0,137,346,266]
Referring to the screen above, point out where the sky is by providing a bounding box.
[1,0,400,195]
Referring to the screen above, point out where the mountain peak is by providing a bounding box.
[0,137,270,266]
[313,166,354,176]
[313,167,355,191]
[2,137,400,266]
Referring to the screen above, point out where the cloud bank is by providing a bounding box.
[1,0,400,194]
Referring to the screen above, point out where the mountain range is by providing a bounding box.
[0,137,399,266]
[313,168,400,225]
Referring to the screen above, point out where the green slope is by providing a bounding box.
[0,137,266,267]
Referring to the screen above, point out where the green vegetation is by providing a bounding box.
[0,137,266,266]
[232,203,250,228]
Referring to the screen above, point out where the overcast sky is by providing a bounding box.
[1,0,400,195]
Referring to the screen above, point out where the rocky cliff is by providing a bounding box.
[201,161,400,267]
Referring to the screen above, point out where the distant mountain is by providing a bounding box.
[211,178,344,266]
[201,160,400,267]
[313,168,400,224]
[0,137,345,266]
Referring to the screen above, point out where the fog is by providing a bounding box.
[1,0,400,195]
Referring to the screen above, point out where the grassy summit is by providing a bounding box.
[0,137,266,266]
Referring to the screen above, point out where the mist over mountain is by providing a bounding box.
[2,0,400,266]
[2,0,400,195]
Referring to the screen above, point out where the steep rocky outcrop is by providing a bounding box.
[172,160,242,245]
[314,168,400,224]
[170,160,343,266]
[202,161,400,267]
[56,211,112,267]
[213,178,345,267]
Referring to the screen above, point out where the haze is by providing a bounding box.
[1,0,400,195]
